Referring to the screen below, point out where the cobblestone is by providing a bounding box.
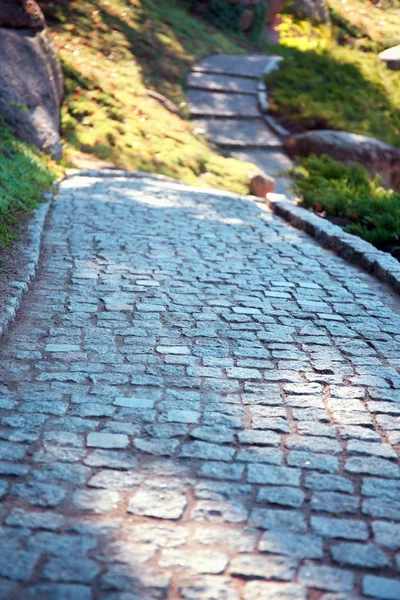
[0,171,399,597]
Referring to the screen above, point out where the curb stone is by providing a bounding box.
[267,193,400,294]
[0,196,52,339]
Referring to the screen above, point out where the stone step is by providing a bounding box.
[187,90,259,118]
[192,54,282,78]
[187,72,257,95]
[193,118,282,149]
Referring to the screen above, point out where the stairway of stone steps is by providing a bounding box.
[187,54,294,196]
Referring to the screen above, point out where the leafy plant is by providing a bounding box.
[0,118,57,246]
[265,14,400,147]
[290,154,400,248]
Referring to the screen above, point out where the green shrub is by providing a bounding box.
[290,154,400,248]
[206,0,245,34]
[0,118,56,246]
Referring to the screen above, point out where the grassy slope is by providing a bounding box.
[42,0,254,194]
[265,3,400,147]
[0,119,57,247]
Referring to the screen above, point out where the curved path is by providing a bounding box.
[187,54,294,196]
[0,172,400,599]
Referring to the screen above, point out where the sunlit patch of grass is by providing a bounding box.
[40,0,254,192]
[265,14,400,147]
[328,0,400,51]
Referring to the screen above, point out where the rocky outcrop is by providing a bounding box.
[285,130,400,190]
[0,0,46,30]
[0,0,63,159]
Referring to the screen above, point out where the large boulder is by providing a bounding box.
[0,1,63,159]
[285,130,400,190]
[0,0,46,29]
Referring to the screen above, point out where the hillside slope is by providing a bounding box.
[42,0,255,193]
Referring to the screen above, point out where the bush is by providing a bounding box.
[290,154,400,248]
[0,118,56,246]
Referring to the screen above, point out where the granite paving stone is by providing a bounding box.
[0,168,399,598]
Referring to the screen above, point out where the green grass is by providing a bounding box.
[291,154,400,248]
[265,11,400,147]
[40,0,254,193]
[328,0,400,51]
[0,119,57,247]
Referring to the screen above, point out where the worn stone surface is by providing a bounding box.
[0,171,399,597]
[193,118,282,148]
[192,54,281,77]
[188,71,258,94]
[187,90,259,118]
[285,129,400,190]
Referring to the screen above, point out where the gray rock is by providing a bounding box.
[259,531,323,559]
[298,565,354,592]
[331,542,389,568]
[311,516,368,541]
[42,557,100,584]
[10,482,65,507]
[230,554,296,581]
[285,130,400,190]
[0,27,63,158]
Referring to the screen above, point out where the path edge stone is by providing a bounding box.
[267,193,400,295]
[0,192,53,339]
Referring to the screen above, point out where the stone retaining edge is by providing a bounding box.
[0,195,52,339]
[266,193,400,294]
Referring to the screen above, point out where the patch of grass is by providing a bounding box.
[0,118,57,247]
[328,0,400,51]
[291,154,400,248]
[40,0,253,193]
[265,13,400,147]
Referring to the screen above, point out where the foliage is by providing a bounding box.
[206,0,245,34]
[0,118,57,247]
[291,154,400,248]
[182,0,265,41]
[265,14,400,147]
[41,0,252,193]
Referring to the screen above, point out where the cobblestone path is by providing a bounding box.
[1,172,400,600]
